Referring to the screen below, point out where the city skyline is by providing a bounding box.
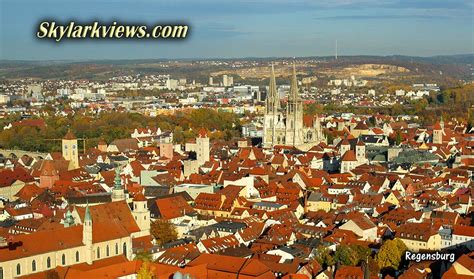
[1,0,473,60]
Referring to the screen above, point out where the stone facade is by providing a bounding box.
[263,63,324,148]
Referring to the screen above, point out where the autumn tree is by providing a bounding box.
[314,246,335,267]
[134,250,153,262]
[150,219,178,246]
[334,245,359,266]
[376,238,407,272]
[137,261,154,279]
[348,244,371,265]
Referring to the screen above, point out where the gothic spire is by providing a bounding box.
[289,62,299,102]
[270,63,280,110]
[84,202,92,223]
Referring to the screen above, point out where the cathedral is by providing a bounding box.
[263,63,324,148]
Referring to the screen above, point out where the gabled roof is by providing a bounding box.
[188,253,274,278]
[341,150,357,162]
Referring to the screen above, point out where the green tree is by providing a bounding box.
[334,245,358,266]
[376,238,407,272]
[134,250,153,262]
[349,244,371,265]
[315,246,335,267]
[395,130,403,146]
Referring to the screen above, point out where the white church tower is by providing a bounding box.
[132,193,150,237]
[82,204,93,265]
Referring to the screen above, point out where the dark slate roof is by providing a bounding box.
[217,244,253,258]
[211,221,247,233]
[66,193,112,205]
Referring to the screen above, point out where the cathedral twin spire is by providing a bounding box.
[289,63,299,103]
[264,62,324,148]
[267,62,299,111]
[267,63,280,113]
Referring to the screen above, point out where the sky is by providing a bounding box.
[0,0,473,60]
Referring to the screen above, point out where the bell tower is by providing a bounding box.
[263,63,281,147]
[285,63,304,146]
[83,204,93,265]
[62,130,79,170]
[132,193,150,237]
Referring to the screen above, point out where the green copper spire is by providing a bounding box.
[114,167,123,190]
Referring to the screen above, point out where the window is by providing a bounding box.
[47,257,51,268]
[62,254,66,265]
[16,264,21,276]
[0,267,3,279]
[32,260,36,272]
[97,247,100,259]
[106,245,110,257]
[76,251,80,262]
[123,243,127,257]
[115,243,119,254]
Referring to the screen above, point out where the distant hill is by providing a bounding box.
[0,54,472,80]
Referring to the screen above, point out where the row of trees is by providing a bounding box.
[315,238,408,276]
[305,82,472,126]
[0,108,241,152]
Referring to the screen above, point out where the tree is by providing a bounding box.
[334,245,358,266]
[134,250,153,262]
[137,261,154,279]
[172,126,184,144]
[376,238,407,272]
[349,244,371,265]
[150,219,178,246]
[315,246,335,267]
[395,130,403,146]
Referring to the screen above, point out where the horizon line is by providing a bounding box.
[1,53,473,63]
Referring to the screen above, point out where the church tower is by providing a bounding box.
[433,118,444,145]
[83,204,93,265]
[263,63,282,147]
[111,167,126,202]
[356,139,367,163]
[132,193,150,237]
[285,63,304,146]
[39,159,59,188]
[62,130,79,170]
[196,129,210,166]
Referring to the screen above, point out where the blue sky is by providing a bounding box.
[0,0,472,60]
